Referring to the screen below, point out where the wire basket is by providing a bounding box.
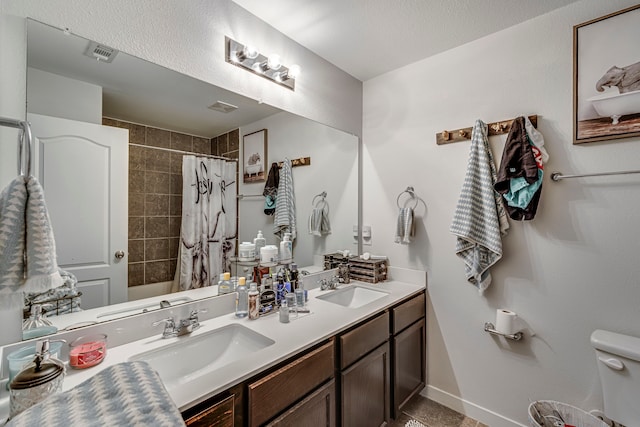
[528,400,608,427]
[23,292,83,318]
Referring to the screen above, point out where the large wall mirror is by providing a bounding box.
[21,19,358,337]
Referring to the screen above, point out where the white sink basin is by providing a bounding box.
[129,324,274,388]
[316,285,389,308]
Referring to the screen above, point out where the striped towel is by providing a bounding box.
[0,176,62,308]
[450,120,508,294]
[274,158,297,240]
[6,361,186,426]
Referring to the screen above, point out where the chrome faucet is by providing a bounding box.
[319,276,340,291]
[152,308,207,338]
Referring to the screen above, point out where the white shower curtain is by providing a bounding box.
[177,156,237,291]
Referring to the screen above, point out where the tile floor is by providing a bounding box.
[391,394,489,427]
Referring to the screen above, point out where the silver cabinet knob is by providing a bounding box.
[114,250,125,259]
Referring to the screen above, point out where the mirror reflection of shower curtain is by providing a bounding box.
[176,156,237,291]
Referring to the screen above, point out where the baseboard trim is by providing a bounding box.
[422,385,528,427]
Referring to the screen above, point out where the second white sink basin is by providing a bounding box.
[129,324,274,388]
[316,285,389,308]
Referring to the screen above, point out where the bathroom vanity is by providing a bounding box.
[182,288,425,427]
[0,271,426,427]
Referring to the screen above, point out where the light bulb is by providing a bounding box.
[288,64,301,79]
[243,45,259,60]
[267,54,282,71]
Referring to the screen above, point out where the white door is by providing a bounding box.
[28,113,128,309]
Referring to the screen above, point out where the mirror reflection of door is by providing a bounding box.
[29,113,128,309]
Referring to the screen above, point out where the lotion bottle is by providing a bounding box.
[279,233,292,264]
[248,282,259,320]
[253,230,266,260]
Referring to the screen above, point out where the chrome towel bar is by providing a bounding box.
[551,169,640,181]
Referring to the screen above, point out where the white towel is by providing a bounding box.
[309,200,331,236]
[450,120,507,294]
[0,176,62,307]
[274,158,297,240]
[394,207,414,244]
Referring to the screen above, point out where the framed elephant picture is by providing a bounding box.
[573,4,640,144]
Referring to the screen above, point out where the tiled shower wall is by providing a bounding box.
[103,118,239,288]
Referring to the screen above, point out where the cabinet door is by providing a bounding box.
[392,319,426,418]
[267,379,335,427]
[341,342,390,427]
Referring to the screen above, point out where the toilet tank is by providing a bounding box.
[591,329,640,427]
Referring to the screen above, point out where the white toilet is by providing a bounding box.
[591,329,640,427]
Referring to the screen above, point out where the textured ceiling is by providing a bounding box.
[231,0,583,81]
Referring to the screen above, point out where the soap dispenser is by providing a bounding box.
[9,339,66,419]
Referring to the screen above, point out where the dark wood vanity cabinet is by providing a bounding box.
[390,292,426,418]
[180,290,426,427]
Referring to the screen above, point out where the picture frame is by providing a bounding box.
[243,129,267,183]
[573,4,640,144]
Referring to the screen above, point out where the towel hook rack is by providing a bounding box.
[396,186,419,209]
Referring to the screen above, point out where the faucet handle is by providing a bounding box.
[189,308,207,321]
[153,317,175,327]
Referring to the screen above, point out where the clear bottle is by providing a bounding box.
[279,233,293,264]
[248,282,260,320]
[279,297,290,323]
[218,272,232,295]
[253,230,266,260]
[235,277,248,318]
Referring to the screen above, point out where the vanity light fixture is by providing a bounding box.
[225,37,300,91]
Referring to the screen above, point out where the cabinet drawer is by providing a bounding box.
[248,340,335,427]
[266,379,335,427]
[340,311,389,369]
[392,292,425,334]
[182,383,243,427]
[184,394,233,427]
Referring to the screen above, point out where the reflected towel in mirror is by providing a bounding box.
[0,176,62,308]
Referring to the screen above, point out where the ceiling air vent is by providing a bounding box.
[208,101,239,113]
[84,41,118,63]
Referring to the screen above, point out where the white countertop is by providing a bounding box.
[0,277,425,422]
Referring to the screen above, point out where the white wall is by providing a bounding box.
[27,68,102,123]
[362,0,640,425]
[238,112,359,268]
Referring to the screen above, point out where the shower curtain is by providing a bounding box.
[176,156,237,291]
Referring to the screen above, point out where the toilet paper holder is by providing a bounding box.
[484,322,523,341]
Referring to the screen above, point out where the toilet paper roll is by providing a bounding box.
[495,309,518,335]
